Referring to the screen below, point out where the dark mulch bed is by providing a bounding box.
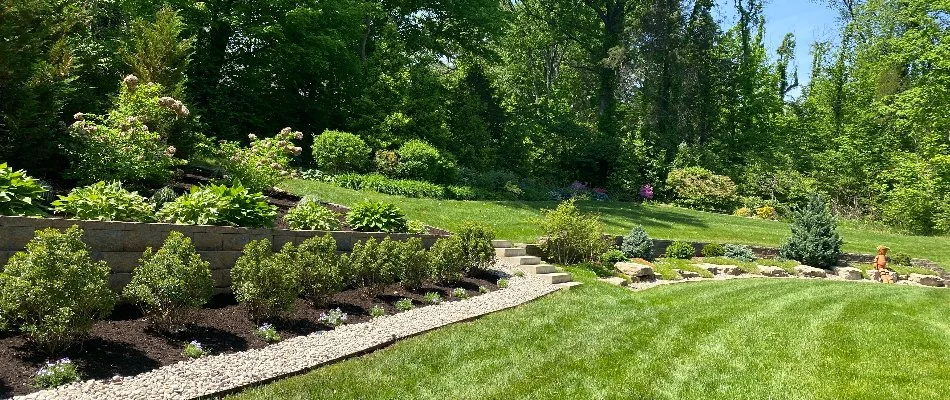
[0,271,500,397]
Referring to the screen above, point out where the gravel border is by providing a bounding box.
[613,273,947,292]
[12,264,562,400]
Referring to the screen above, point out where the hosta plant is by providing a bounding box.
[0,163,47,216]
[284,198,341,231]
[157,182,276,228]
[346,201,408,233]
[53,181,155,222]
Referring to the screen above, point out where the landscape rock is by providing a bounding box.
[835,267,864,281]
[794,265,827,278]
[758,266,789,277]
[698,264,719,275]
[718,265,743,276]
[600,277,629,286]
[615,262,655,278]
[866,269,900,282]
[676,269,701,279]
[908,273,945,287]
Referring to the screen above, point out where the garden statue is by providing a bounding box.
[874,246,893,284]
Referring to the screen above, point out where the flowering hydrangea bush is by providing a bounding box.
[318,308,348,328]
[64,76,186,186]
[182,340,208,358]
[215,127,304,192]
[32,358,79,388]
[254,323,281,343]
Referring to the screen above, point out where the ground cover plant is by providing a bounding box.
[226,272,950,400]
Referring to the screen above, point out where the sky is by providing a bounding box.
[717,0,842,89]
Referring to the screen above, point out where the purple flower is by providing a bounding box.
[639,184,654,200]
[570,181,588,191]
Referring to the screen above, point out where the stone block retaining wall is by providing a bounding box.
[0,216,446,293]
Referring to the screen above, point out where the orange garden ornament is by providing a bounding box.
[874,246,893,284]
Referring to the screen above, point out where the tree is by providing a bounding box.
[779,194,843,269]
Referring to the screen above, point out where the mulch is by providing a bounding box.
[0,271,499,397]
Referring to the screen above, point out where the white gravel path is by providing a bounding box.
[13,264,563,400]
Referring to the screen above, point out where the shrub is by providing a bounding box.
[621,226,654,260]
[340,237,400,290]
[395,298,414,312]
[734,207,753,217]
[429,236,466,283]
[254,323,281,343]
[600,249,628,264]
[332,173,479,200]
[423,292,442,304]
[779,194,843,269]
[157,183,277,228]
[52,181,154,222]
[231,240,301,320]
[724,244,756,262]
[665,241,695,259]
[373,150,400,177]
[284,199,341,231]
[890,252,912,266]
[64,79,185,186]
[478,286,489,294]
[347,201,408,233]
[0,226,115,353]
[291,235,343,305]
[398,238,431,290]
[123,231,214,331]
[370,304,386,318]
[537,199,610,264]
[32,358,79,389]
[0,163,47,216]
[447,185,477,200]
[312,130,370,173]
[318,308,348,328]
[396,140,458,183]
[701,243,725,257]
[452,287,469,299]
[755,205,778,220]
[182,340,208,358]
[407,220,427,234]
[215,128,303,192]
[456,222,495,273]
[665,167,738,212]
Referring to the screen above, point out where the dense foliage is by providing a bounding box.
[312,130,370,174]
[52,181,155,222]
[289,235,343,305]
[724,244,757,263]
[157,183,276,227]
[284,198,341,231]
[780,195,843,269]
[621,226,655,260]
[0,226,114,353]
[665,241,696,260]
[701,243,725,258]
[537,200,610,264]
[346,201,409,233]
[0,163,47,216]
[231,240,301,321]
[213,128,304,192]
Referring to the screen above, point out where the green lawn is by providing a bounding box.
[281,179,950,267]
[228,270,950,399]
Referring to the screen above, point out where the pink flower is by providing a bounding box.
[165,146,177,156]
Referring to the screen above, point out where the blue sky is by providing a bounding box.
[717,0,841,88]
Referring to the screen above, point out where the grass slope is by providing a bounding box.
[281,180,950,267]
[229,270,950,400]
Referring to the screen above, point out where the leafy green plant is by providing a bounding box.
[755,206,778,220]
[452,287,469,299]
[334,173,454,199]
[182,340,208,358]
[395,298,414,312]
[407,220,427,234]
[600,249,628,264]
[0,163,47,216]
[665,241,696,259]
[255,323,281,343]
[32,358,80,389]
[666,167,738,213]
[284,199,341,231]
[318,308,348,328]
[215,127,303,192]
[497,278,509,289]
[423,292,442,304]
[157,182,277,227]
[537,199,610,264]
[478,286,489,294]
[374,150,400,177]
[779,194,843,269]
[428,236,466,283]
[621,226,654,260]
[701,243,725,257]
[734,207,753,217]
[339,237,404,290]
[396,140,458,183]
[0,226,115,353]
[312,130,370,173]
[724,244,757,263]
[397,238,431,290]
[370,304,386,318]
[346,201,408,232]
[457,222,495,273]
[290,235,343,306]
[231,240,301,320]
[890,252,912,266]
[123,231,214,331]
[150,186,178,209]
[52,181,155,222]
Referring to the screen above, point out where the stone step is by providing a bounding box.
[491,240,513,248]
[519,264,557,274]
[538,272,573,284]
[506,255,541,265]
[496,247,526,257]
[554,281,584,290]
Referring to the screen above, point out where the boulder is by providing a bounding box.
[794,265,827,278]
[867,269,900,282]
[676,269,701,279]
[600,276,629,287]
[698,264,719,275]
[835,267,864,281]
[758,266,789,277]
[719,265,743,276]
[908,273,945,287]
[615,262,655,278]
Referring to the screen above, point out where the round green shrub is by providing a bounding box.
[397,237,431,290]
[665,167,738,213]
[123,231,214,331]
[701,243,725,257]
[0,226,115,353]
[600,249,628,264]
[538,199,610,264]
[312,130,370,174]
[665,241,696,259]
[373,150,400,177]
[346,201,408,233]
[890,252,912,266]
[284,199,341,231]
[52,181,155,222]
[429,236,466,284]
[231,240,301,321]
[456,222,495,273]
[621,226,654,260]
[289,235,342,306]
[396,140,458,183]
[724,244,756,262]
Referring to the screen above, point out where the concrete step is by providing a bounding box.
[519,264,556,274]
[496,247,526,257]
[554,281,584,290]
[491,240,513,248]
[538,272,573,284]
[506,255,541,265]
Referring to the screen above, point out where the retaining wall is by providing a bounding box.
[0,216,446,293]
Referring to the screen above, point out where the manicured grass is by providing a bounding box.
[228,269,950,400]
[281,179,950,268]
